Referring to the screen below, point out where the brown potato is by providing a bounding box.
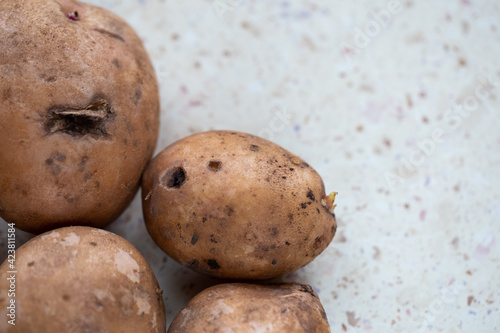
[168,283,331,333]
[142,131,337,279]
[0,0,159,233]
[0,226,166,332]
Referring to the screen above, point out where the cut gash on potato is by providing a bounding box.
[142,131,337,280]
[0,0,159,233]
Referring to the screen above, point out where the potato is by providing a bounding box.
[142,131,337,279]
[0,226,166,332]
[168,282,331,333]
[0,0,159,233]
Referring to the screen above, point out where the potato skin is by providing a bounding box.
[142,131,337,279]
[0,226,166,332]
[168,283,331,333]
[0,0,159,233]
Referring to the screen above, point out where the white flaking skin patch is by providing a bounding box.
[135,293,151,316]
[114,249,140,283]
[41,231,60,241]
[91,229,110,235]
[61,232,80,246]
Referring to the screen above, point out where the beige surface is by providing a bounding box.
[1,0,499,331]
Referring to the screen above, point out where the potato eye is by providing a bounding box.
[68,11,80,21]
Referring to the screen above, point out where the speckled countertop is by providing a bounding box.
[1,0,499,331]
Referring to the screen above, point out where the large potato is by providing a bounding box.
[0,0,159,233]
[168,283,331,333]
[142,131,337,279]
[0,226,166,332]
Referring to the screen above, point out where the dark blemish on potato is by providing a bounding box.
[112,59,121,68]
[135,89,142,106]
[50,152,66,162]
[95,181,100,189]
[331,224,336,233]
[40,74,57,82]
[27,261,35,267]
[285,241,291,246]
[313,235,324,250]
[49,164,62,175]
[298,283,317,298]
[282,176,287,179]
[320,308,328,320]
[302,162,310,168]
[2,87,12,101]
[262,246,269,252]
[191,233,199,245]
[202,217,207,223]
[209,248,215,253]
[93,28,125,42]
[208,160,222,172]
[90,242,97,246]
[316,208,320,214]
[307,190,315,201]
[187,260,199,269]
[210,235,218,243]
[301,203,307,209]
[78,156,88,171]
[265,177,270,182]
[45,98,115,137]
[288,213,294,221]
[225,205,234,216]
[45,158,53,165]
[250,144,260,152]
[84,171,92,182]
[207,259,220,269]
[162,167,186,188]
[290,168,295,171]
[272,259,277,265]
[62,294,71,301]
[271,227,278,237]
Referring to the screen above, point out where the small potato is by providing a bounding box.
[168,283,331,333]
[142,131,337,279]
[0,0,159,233]
[0,226,166,332]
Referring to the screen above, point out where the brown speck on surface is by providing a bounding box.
[27,261,35,267]
[356,125,363,132]
[406,93,413,108]
[458,57,467,66]
[466,270,472,275]
[90,242,97,246]
[342,323,347,331]
[346,311,360,327]
[383,138,391,148]
[62,294,71,301]
[171,33,179,41]
[422,116,429,123]
[467,295,474,306]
